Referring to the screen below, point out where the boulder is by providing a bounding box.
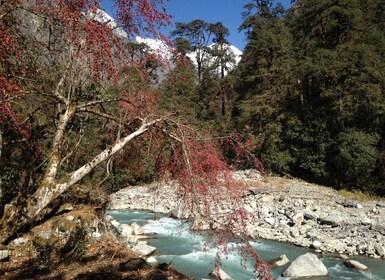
[321,211,343,226]
[10,237,28,246]
[111,219,121,231]
[292,213,304,225]
[119,224,134,236]
[361,216,372,226]
[244,204,255,213]
[133,243,156,257]
[374,243,385,257]
[344,260,368,270]
[131,222,145,235]
[265,217,276,225]
[304,211,319,221]
[270,254,290,267]
[210,267,233,280]
[0,250,9,261]
[146,256,159,267]
[282,253,328,278]
[171,202,191,219]
[311,240,322,249]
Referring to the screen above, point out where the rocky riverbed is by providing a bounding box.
[109,170,385,259]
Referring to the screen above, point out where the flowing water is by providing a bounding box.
[109,210,385,280]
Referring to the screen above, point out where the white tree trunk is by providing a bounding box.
[0,117,161,244]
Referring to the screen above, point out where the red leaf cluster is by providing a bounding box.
[115,0,171,36]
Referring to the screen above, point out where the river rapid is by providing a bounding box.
[109,210,385,280]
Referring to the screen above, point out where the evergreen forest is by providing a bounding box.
[159,0,385,196]
[1,0,385,246]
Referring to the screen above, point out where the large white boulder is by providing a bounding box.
[133,242,156,257]
[283,253,328,278]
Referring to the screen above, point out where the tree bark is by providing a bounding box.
[0,124,3,207]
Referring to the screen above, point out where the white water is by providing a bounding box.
[109,210,385,280]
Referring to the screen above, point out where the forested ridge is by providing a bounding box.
[0,0,384,277]
[1,0,385,255]
[161,0,385,196]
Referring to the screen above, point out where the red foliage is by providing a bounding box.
[115,0,171,36]
[0,13,27,135]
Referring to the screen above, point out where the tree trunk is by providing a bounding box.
[0,124,3,207]
[0,118,161,244]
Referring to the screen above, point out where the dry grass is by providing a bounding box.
[338,189,382,202]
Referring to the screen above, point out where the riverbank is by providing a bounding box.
[0,206,190,280]
[109,209,385,280]
[109,170,385,259]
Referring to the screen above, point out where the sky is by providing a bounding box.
[101,0,292,51]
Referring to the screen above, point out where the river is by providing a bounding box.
[109,210,385,280]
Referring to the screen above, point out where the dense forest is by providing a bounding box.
[160,0,385,196]
[1,0,385,249]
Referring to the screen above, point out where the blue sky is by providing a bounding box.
[101,0,292,50]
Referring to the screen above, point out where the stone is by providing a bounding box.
[92,230,102,240]
[105,215,113,222]
[340,254,349,260]
[119,224,134,236]
[250,200,257,209]
[292,213,304,225]
[374,243,385,257]
[171,203,185,218]
[344,260,368,270]
[146,256,159,267]
[361,216,372,226]
[304,211,319,220]
[270,254,290,267]
[131,223,145,235]
[258,206,270,218]
[265,217,276,225]
[299,224,312,235]
[10,237,28,246]
[35,229,54,240]
[0,250,9,261]
[311,241,322,249]
[66,215,74,221]
[57,203,73,213]
[261,195,274,203]
[282,253,328,278]
[244,204,254,213]
[111,219,121,230]
[290,228,300,238]
[128,235,139,245]
[321,211,343,226]
[210,267,233,280]
[356,204,363,209]
[133,243,156,257]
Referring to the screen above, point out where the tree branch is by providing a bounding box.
[76,98,131,109]
[77,108,143,126]
[52,60,71,105]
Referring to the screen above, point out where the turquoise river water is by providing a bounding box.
[109,210,385,280]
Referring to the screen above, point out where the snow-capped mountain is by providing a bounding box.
[90,9,243,75]
[135,36,243,74]
[186,43,242,75]
[87,9,128,39]
[135,36,173,60]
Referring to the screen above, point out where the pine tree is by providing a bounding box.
[233,0,295,171]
